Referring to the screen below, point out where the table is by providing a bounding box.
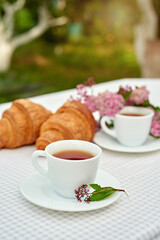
[1,78,160,240]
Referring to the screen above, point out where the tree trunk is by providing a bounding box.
[0,40,13,72]
[142,40,160,77]
[0,0,67,73]
[134,0,158,68]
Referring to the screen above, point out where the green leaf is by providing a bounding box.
[105,119,114,129]
[122,90,132,100]
[142,99,160,111]
[150,133,160,138]
[149,104,160,111]
[89,190,115,201]
[141,99,150,107]
[101,187,115,191]
[89,186,126,202]
[90,184,102,191]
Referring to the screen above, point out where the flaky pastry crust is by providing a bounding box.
[0,99,52,148]
[36,100,96,150]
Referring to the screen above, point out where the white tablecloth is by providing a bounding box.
[1,78,160,240]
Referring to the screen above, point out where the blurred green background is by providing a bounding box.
[0,0,141,103]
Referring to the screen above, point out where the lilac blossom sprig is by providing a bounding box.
[118,85,149,106]
[128,86,149,105]
[75,184,126,203]
[75,184,91,203]
[75,78,124,117]
[73,78,160,138]
[84,92,124,117]
[150,111,160,137]
[75,77,95,102]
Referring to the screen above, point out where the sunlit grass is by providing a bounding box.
[0,37,140,103]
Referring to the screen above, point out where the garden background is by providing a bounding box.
[0,0,159,103]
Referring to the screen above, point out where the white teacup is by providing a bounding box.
[32,140,102,198]
[100,106,154,147]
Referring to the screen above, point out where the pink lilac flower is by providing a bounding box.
[118,85,132,95]
[75,84,87,101]
[103,92,124,116]
[128,86,149,105]
[92,91,110,115]
[85,91,124,117]
[84,77,96,87]
[124,85,132,92]
[75,184,91,203]
[84,95,97,112]
[75,78,95,102]
[84,92,108,113]
[76,84,87,96]
[150,110,160,137]
[94,92,124,117]
[77,84,85,91]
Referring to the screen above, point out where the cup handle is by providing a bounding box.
[32,150,47,178]
[100,116,116,138]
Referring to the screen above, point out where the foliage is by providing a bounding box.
[0,0,65,35]
[0,0,141,103]
[14,8,35,33]
[83,0,139,38]
[0,37,140,103]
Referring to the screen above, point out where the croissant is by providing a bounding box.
[36,100,96,150]
[0,99,52,148]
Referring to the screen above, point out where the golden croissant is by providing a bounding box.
[0,99,52,148]
[36,100,96,150]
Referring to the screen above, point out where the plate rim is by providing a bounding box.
[93,130,160,153]
[20,170,121,212]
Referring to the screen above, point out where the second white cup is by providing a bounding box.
[100,106,154,147]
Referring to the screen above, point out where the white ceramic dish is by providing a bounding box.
[20,170,121,212]
[94,130,160,153]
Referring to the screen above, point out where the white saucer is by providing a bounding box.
[93,130,160,153]
[20,170,121,212]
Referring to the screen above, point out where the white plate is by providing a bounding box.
[94,130,160,153]
[20,170,121,212]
